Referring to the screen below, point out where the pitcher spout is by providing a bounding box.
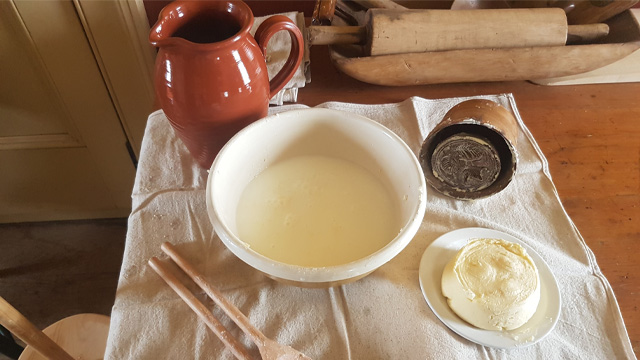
[149,2,189,47]
[149,22,166,47]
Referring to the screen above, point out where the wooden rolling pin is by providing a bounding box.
[308,8,610,56]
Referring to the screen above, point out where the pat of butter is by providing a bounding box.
[441,238,540,331]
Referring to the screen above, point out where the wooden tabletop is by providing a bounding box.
[296,45,640,356]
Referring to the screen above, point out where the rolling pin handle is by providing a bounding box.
[566,23,610,44]
[307,25,367,45]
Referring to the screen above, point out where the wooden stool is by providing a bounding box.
[0,297,110,360]
[19,314,110,360]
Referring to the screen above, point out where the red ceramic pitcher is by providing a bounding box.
[150,1,304,169]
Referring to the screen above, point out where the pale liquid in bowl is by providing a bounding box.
[236,155,400,267]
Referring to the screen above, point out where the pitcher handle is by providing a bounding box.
[254,15,304,100]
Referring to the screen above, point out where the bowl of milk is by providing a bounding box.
[206,108,427,287]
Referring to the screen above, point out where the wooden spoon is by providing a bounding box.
[158,242,312,360]
[148,258,252,360]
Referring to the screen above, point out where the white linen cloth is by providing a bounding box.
[104,94,636,360]
[252,12,310,106]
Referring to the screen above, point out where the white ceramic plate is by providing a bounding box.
[418,227,561,349]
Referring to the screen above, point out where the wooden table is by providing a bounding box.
[296,45,640,356]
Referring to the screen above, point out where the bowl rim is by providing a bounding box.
[206,107,427,283]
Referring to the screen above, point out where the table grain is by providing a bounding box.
[296,45,640,356]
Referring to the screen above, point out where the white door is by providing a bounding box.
[0,0,138,223]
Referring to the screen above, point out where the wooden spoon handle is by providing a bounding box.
[148,258,252,360]
[160,242,267,346]
[0,296,75,360]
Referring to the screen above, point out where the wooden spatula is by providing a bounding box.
[149,242,313,360]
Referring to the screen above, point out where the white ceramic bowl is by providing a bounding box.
[206,108,426,287]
